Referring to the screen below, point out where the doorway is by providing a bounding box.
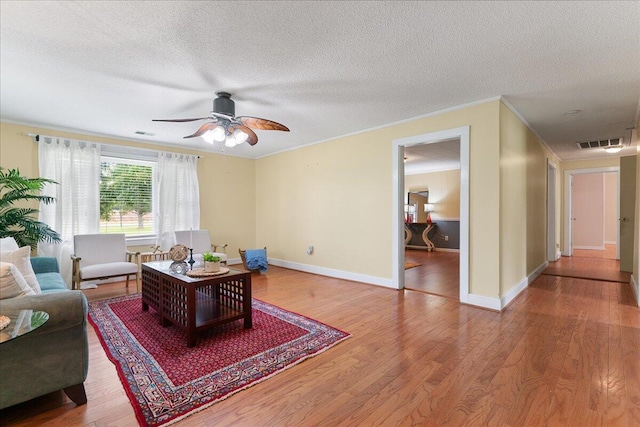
[391,126,470,304]
[403,142,461,299]
[563,167,619,260]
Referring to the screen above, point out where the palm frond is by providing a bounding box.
[0,167,61,249]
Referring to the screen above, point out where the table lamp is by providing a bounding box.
[424,203,435,223]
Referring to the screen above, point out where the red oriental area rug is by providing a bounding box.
[88,294,350,426]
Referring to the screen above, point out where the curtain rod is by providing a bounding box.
[26,133,203,158]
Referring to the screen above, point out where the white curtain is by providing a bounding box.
[38,136,101,286]
[154,152,200,250]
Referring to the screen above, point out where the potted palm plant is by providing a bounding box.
[202,252,221,273]
[0,167,61,249]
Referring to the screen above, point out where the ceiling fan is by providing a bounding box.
[153,91,289,147]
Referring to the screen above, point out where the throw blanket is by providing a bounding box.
[245,249,268,273]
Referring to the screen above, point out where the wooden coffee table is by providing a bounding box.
[141,261,252,347]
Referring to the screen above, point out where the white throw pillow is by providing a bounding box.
[0,246,41,294]
[0,262,36,299]
[0,237,20,252]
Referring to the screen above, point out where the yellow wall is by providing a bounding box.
[634,120,640,304]
[0,122,257,258]
[255,132,392,277]
[405,169,460,221]
[498,102,551,296]
[257,100,501,297]
[524,118,551,277]
[2,98,558,304]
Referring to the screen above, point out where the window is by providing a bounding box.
[99,156,155,237]
[38,135,199,250]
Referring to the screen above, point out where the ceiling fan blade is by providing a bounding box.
[236,116,290,132]
[183,122,217,138]
[235,125,259,146]
[152,117,211,123]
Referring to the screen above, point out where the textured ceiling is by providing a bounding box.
[1,1,639,162]
[405,140,460,175]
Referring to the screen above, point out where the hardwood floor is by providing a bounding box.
[573,243,617,260]
[544,244,631,283]
[2,261,639,426]
[404,249,459,300]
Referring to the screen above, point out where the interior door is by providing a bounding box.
[572,173,604,250]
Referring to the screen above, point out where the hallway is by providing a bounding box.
[543,244,630,283]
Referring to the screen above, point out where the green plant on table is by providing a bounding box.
[202,252,221,262]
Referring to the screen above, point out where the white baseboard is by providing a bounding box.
[266,257,500,309]
[246,257,550,311]
[555,251,561,260]
[268,258,395,289]
[500,277,527,310]
[573,245,605,250]
[434,248,460,253]
[467,294,501,311]
[498,261,548,310]
[631,275,639,307]
[528,261,549,285]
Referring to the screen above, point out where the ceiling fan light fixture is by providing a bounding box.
[155,92,288,148]
[233,128,248,144]
[212,125,226,142]
[200,125,227,144]
[224,134,238,148]
[201,130,216,144]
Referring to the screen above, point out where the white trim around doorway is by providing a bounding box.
[562,166,619,257]
[547,161,558,262]
[392,126,470,305]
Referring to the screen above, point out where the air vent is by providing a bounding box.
[576,138,621,149]
[135,131,156,136]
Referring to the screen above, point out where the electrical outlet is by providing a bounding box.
[307,246,314,255]
[444,235,449,241]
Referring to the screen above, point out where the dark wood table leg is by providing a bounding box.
[186,284,196,347]
[141,269,148,310]
[187,331,196,347]
[244,276,252,329]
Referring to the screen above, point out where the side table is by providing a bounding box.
[140,249,169,263]
[0,310,49,344]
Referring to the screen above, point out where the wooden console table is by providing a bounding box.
[141,261,252,347]
[404,222,436,251]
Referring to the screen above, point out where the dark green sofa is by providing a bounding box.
[0,256,89,409]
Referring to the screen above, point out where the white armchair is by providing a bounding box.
[174,230,227,266]
[71,234,140,292]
